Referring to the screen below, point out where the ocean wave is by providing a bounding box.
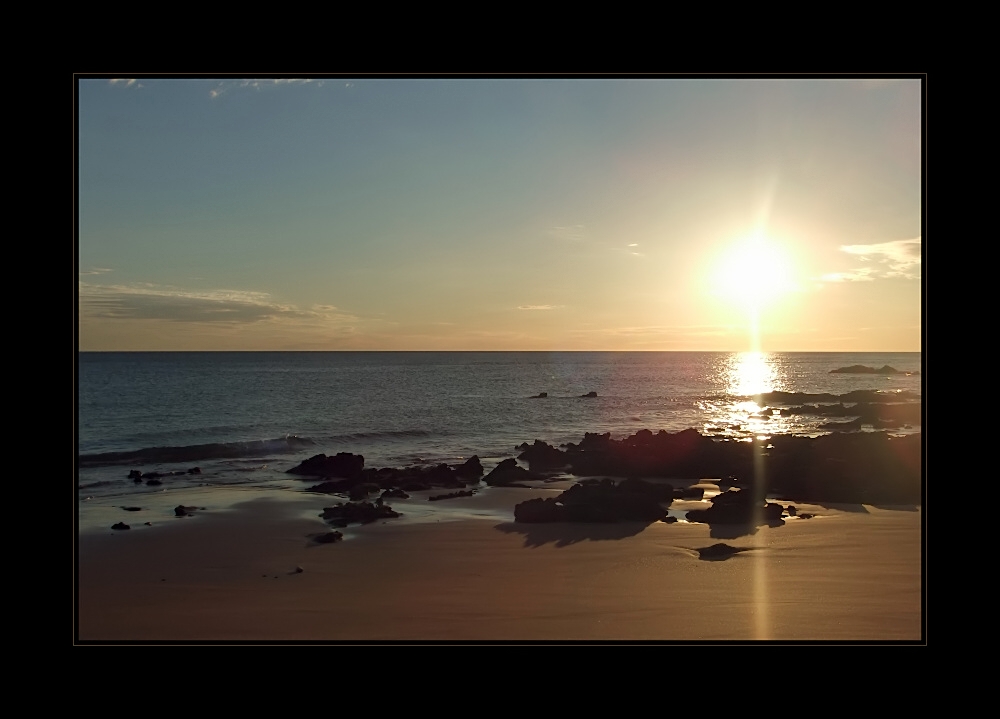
[78,435,316,467]
[328,429,437,442]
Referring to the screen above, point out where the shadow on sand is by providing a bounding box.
[494,520,653,548]
[702,519,785,539]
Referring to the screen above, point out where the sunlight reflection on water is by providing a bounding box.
[724,352,785,396]
[697,352,795,440]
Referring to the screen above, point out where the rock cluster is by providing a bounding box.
[514,477,673,523]
[513,428,920,505]
[319,501,401,527]
[291,454,485,495]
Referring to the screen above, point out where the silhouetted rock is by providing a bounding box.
[454,455,484,480]
[483,458,539,486]
[697,543,752,560]
[314,531,343,544]
[128,470,142,480]
[349,482,381,501]
[287,452,365,479]
[120,506,142,512]
[685,488,785,526]
[530,392,548,398]
[320,501,400,527]
[111,522,130,530]
[513,477,671,523]
[517,440,567,471]
[830,364,918,375]
[174,505,200,517]
[429,490,475,501]
[580,391,598,398]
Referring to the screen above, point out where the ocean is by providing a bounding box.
[76,351,922,522]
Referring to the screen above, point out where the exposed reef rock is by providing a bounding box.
[483,458,543,486]
[696,543,754,560]
[429,490,475,501]
[580,391,598,398]
[830,365,918,375]
[320,501,401,527]
[685,488,785,526]
[516,428,920,505]
[530,392,548,398]
[300,454,485,496]
[514,477,672,523]
[287,452,365,479]
[314,531,343,544]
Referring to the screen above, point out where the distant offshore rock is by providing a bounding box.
[830,364,919,375]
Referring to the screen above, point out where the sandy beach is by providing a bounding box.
[76,482,923,643]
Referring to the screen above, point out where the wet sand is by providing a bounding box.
[76,484,923,642]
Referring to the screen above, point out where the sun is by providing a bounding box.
[710,231,797,309]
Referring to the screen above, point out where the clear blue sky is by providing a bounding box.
[78,76,922,351]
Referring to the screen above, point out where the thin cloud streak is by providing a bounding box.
[547,225,586,242]
[209,78,324,99]
[78,282,356,325]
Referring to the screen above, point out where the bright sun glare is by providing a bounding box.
[712,232,797,309]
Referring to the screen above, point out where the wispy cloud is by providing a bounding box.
[830,237,921,281]
[109,79,142,89]
[820,268,875,283]
[547,225,586,242]
[78,282,353,324]
[517,305,558,311]
[79,267,113,276]
[209,78,325,99]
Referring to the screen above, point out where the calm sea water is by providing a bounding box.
[77,352,921,508]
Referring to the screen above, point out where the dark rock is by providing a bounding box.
[320,501,401,527]
[380,488,410,500]
[120,506,142,512]
[685,488,784,526]
[517,440,567,471]
[513,477,670,524]
[188,466,201,474]
[145,478,162,486]
[580,391,598,398]
[697,543,751,560]
[830,364,917,375]
[530,392,548,398]
[128,470,143,480]
[483,458,538,486]
[454,455,484,480]
[111,522,130,530]
[429,490,475,501]
[306,479,353,494]
[349,482,381,501]
[673,486,704,500]
[315,531,343,544]
[287,452,365,479]
[514,497,565,523]
[174,505,199,517]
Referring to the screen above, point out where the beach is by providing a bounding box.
[76,482,922,643]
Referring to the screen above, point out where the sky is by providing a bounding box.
[77,76,922,352]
